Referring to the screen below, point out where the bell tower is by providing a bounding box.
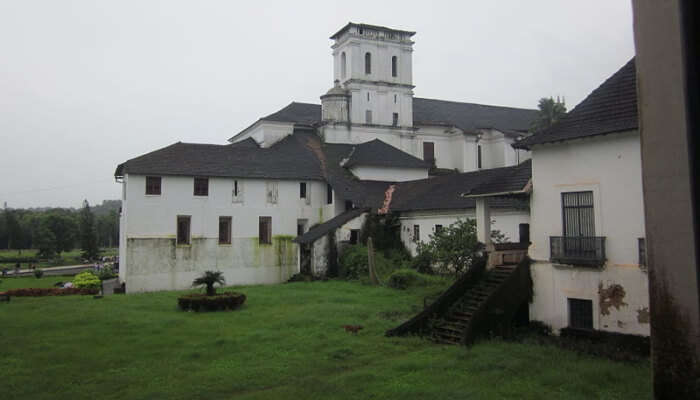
[323,23,415,127]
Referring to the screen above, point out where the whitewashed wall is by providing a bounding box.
[349,166,428,182]
[119,174,328,292]
[399,208,531,256]
[229,121,294,147]
[527,131,649,335]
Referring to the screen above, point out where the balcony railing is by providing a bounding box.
[550,236,606,267]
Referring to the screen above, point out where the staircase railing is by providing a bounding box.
[385,257,486,337]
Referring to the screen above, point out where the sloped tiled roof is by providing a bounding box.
[233,97,536,139]
[412,98,537,133]
[343,139,429,169]
[293,208,369,244]
[114,130,324,181]
[515,58,637,149]
[388,160,532,212]
[260,102,321,125]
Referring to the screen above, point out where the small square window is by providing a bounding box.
[259,216,272,245]
[219,217,232,245]
[435,225,443,234]
[146,176,161,195]
[177,215,191,245]
[568,298,593,330]
[194,177,209,196]
[300,182,307,199]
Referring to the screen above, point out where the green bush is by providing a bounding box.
[177,292,246,312]
[339,245,411,281]
[339,245,369,280]
[73,271,101,290]
[387,269,440,290]
[33,268,44,279]
[97,267,116,281]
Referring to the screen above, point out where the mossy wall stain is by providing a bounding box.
[598,282,628,316]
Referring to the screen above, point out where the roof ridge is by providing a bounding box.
[414,96,537,112]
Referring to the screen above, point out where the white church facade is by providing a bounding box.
[116,22,536,293]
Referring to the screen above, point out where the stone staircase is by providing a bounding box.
[386,244,531,345]
[431,265,518,345]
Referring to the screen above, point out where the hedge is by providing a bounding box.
[177,292,246,312]
[1,287,98,297]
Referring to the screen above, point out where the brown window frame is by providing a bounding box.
[194,177,209,196]
[259,216,272,245]
[218,216,232,245]
[176,215,191,245]
[145,176,161,195]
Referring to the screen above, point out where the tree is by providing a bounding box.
[192,270,226,296]
[530,96,567,133]
[34,222,57,259]
[45,213,77,253]
[414,219,484,275]
[79,200,99,260]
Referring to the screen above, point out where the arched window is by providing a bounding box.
[341,52,347,79]
[365,52,372,74]
[391,56,398,77]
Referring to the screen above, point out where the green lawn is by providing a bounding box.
[0,248,117,269]
[0,278,651,399]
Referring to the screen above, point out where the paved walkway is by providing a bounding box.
[2,264,95,277]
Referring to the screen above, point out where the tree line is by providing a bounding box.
[0,200,120,260]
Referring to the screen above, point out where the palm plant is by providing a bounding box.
[192,270,225,296]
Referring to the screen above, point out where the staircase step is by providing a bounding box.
[450,311,472,319]
[435,325,463,334]
[435,331,463,341]
[444,318,469,327]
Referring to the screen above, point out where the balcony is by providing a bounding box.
[550,236,606,267]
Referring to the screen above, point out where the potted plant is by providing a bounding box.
[177,271,246,312]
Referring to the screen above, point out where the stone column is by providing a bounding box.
[475,198,492,250]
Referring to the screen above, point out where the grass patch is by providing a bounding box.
[0,280,651,399]
[0,275,75,290]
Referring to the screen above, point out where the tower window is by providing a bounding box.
[367,92,370,102]
[477,145,482,169]
[194,177,209,196]
[365,52,372,74]
[326,184,333,204]
[365,110,372,124]
[423,142,435,164]
[394,94,397,104]
[341,52,347,79]
[300,182,307,199]
[392,113,399,127]
[391,56,398,77]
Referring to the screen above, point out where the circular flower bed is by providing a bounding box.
[177,292,246,312]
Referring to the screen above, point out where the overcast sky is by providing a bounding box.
[0,0,635,208]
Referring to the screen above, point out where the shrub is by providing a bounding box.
[387,269,440,290]
[34,268,44,279]
[97,267,116,281]
[415,219,483,275]
[73,271,101,290]
[1,287,98,297]
[339,245,370,279]
[177,292,246,312]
